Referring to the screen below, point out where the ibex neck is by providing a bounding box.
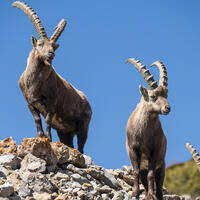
[27,50,40,68]
[136,99,158,121]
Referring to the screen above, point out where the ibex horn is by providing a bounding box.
[150,61,168,87]
[12,1,47,39]
[186,143,200,172]
[50,19,66,42]
[126,58,158,90]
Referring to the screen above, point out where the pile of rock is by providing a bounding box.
[0,137,181,200]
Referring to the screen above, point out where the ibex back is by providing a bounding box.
[12,1,92,154]
[126,59,170,200]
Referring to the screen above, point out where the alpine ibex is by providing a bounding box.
[186,143,200,172]
[12,1,92,154]
[126,59,170,200]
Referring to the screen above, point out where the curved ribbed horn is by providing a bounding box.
[150,61,168,87]
[50,19,66,42]
[186,143,200,172]
[126,58,158,90]
[12,1,47,39]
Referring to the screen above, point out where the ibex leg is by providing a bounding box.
[45,112,52,141]
[57,131,74,149]
[140,169,148,196]
[77,111,91,154]
[28,104,44,137]
[155,163,165,200]
[147,157,157,200]
[128,148,141,199]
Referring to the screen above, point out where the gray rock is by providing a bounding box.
[87,167,104,181]
[72,187,81,194]
[104,170,121,189]
[18,187,32,198]
[101,193,110,200]
[0,182,14,197]
[97,185,112,193]
[71,173,90,184]
[0,166,10,177]
[54,172,69,181]
[72,182,82,188]
[33,192,52,200]
[112,190,125,200]
[21,154,46,173]
[83,155,94,167]
[77,190,86,198]
[0,154,19,170]
[163,195,181,200]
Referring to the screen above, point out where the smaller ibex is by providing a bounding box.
[186,143,200,172]
[12,1,92,154]
[126,59,170,200]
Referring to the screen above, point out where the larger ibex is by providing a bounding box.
[12,1,92,153]
[126,59,170,200]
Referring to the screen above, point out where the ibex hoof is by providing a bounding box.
[131,190,139,199]
[46,132,52,142]
[37,131,44,137]
[146,193,158,200]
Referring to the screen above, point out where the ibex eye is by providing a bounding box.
[151,96,157,101]
[38,43,43,47]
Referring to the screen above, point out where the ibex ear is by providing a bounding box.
[31,36,37,47]
[139,85,149,101]
[54,43,59,50]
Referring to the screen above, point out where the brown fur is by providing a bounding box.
[126,84,170,200]
[19,37,92,154]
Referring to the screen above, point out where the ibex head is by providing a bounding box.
[12,1,66,65]
[126,59,170,115]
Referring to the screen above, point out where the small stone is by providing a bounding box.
[55,194,68,200]
[122,166,133,174]
[123,174,134,186]
[68,148,86,168]
[20,154,46,173]
[72,187,81,194]
[0,166,11,177]
[163,195,181,200]
[83,154,94,166]
[71,173,90,184]
[50,142,69,164]
[101,193,110,200]
[86,167,104,181]
[0,182,14,197]
[18,187,32,198]
[104,170,121,189]
[54,172,69,181]
[82,183,93,189]
[77,190,86,198]
[0,154,19,170]
[97,185,112,193]
[33,193,52,200]
[0,137,18,155]
[18,137,57,166]
[112,191,124,200]
[72,182,82,188]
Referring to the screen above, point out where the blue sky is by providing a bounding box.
[1,0,200,169]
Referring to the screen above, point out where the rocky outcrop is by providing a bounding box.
[0,137,182,200]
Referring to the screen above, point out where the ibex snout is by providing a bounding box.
[46,49,55,60]
[161,104,170,115]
